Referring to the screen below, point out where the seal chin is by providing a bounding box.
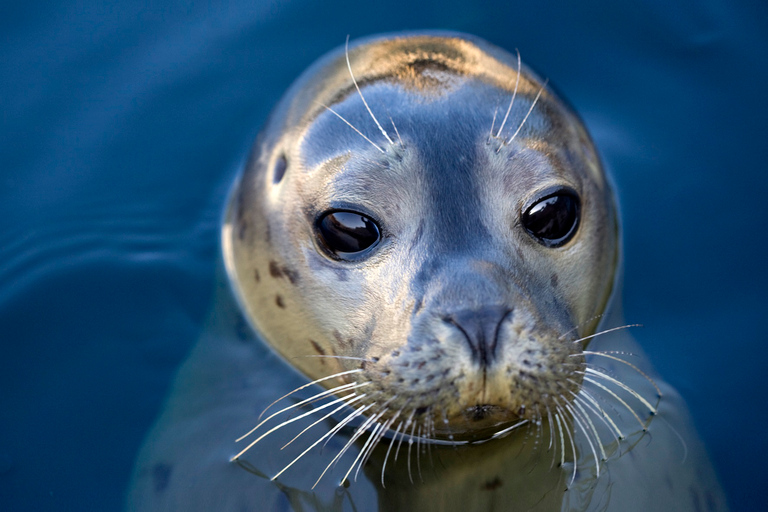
[435,405,523,441]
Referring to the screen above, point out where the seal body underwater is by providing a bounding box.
[126,32,728,511]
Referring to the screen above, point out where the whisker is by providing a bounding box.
[572,398,607,461]
[495,48,521,138]
[545,406,558,470]
[581,351,662,397]
[355,400,398,482]
[572,392,619,449]
[317,102,384,153]
[344,416,385,485]
[239,380,367,441]
[345,35,394,145]
[281,393,365,450]
[416,424,423,483]
[490,419,529,439]
[569,324,643,346]
[507,78,548,144]
[389,116,404,147]
[584,368,657,415]
[557,405,578,487]
[554,411,566,469]
[255,368,363,423]
[558,313,605,340]
[381,419,404,488]
[270,399,369,481]
[566,402,600,477]
[296,355,375,362]
[312,403,375,487]
[337,407,388,486]
[407,419,417,484]
[582,376,647,430]
[232,390,365,460]
[394,409,416,463]
[577,387,625,440]
[488,106,499,143]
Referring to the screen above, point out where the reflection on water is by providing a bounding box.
[1,1,766,510]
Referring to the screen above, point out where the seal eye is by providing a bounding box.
[316,211,381,258]
[522,191,580,247]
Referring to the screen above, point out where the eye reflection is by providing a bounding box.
[317,211,381,258]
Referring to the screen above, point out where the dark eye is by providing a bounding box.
[316,211,381,258]
[522,191,580,247]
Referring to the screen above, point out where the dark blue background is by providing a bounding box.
[1,1,766,510]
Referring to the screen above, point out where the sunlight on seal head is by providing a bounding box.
[225,33,620,449]
[128,32,729,512]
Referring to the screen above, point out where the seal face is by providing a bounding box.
[224,34,618,443]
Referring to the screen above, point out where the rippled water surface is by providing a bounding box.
[1,1,766,510]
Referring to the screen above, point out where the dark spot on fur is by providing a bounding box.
[275,295,285,308]
[415,406,428,416]
[269,260,300,284]
[152,463,172,493]
[550,273,558,288]
[310,340,326,356]
[253,269,260,283]
[482,477,502,491]
[282,266,299,285]
[273,154,287,183]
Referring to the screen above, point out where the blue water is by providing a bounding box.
[1,1,766,510]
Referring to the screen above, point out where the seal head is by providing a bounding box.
[224,33,618,441]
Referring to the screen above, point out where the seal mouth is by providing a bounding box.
[433,404,522,441]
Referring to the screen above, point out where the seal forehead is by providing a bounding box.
[282,36,543,133]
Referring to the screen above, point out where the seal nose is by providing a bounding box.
[445,306,511,366]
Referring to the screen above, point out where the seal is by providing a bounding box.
[127,33,728,511]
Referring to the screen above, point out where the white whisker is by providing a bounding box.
[557,405,578,487]
[317,102,384,153]
[312,403,375,487]
[336,407,386,486]
[583,376,647,430]
[233,390,364,460]
[406,419,417,484]
[507,79,548,144]
[569,324,643,345]
[490,419,529,439]
[555,412,566,469]
[582,351,662,397]
[566,402,600,477]
[344,417,384,484]
[584,368,656,415]
[281,393,365,450]
[255,368,363,423]
[395,409,416,463]
[270,398,368,481]
[495,48,521,138]
[558,313,605,340]
[381,419,404,488]
[488,106,499,143]
[345,35,394,146]
[389,116,404,147]
[239,380,366,441]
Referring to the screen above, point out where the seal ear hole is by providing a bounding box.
[316,210,381,260]
[272,154,287,184]
[521,189,581,248]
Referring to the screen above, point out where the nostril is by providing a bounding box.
[444,306,512,366]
